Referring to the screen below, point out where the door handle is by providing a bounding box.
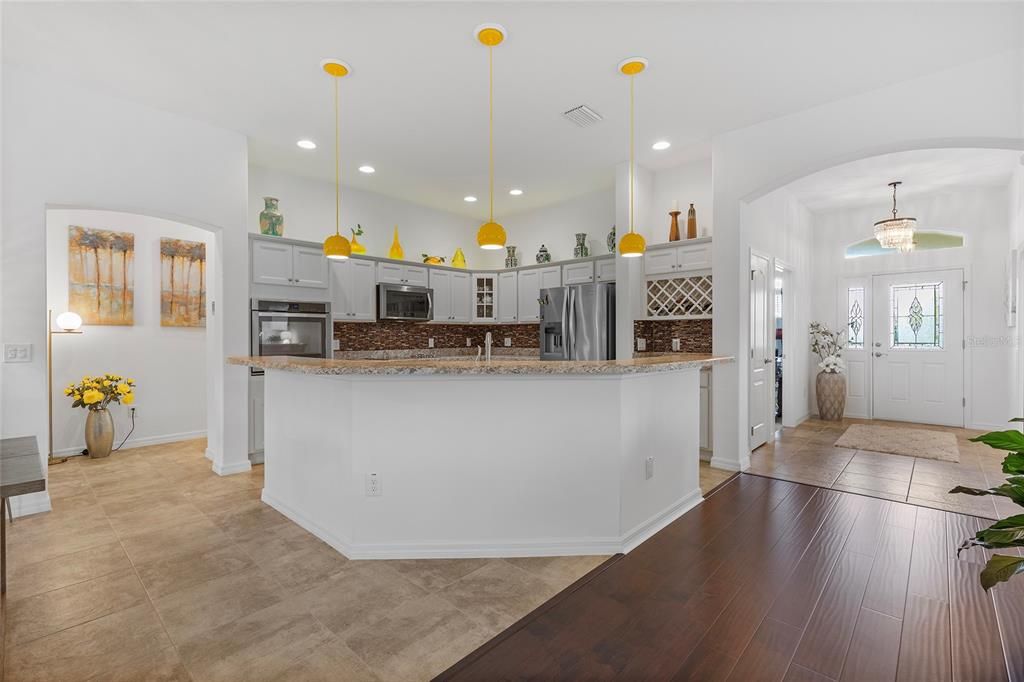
[764,358,771,365]
[873,352,887,358]
[874,342,882,347]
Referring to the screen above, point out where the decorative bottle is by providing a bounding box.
[259,197,284,237]
[687,203,698,240]
[388,226,404,260]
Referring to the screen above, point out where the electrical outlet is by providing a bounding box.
[636,338,647,351]
[365,472,382,496]
[671,338,681,352]
[428,337,435,348]
[645,457,655,480]
[3,344,32,363]
[466,337,472,347]
[504,337,511,347]
[332,339,340,351]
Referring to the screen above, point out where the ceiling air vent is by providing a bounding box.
[562,105,603,128]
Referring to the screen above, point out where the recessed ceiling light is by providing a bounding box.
[296,139,317,150]
[652,140,671,151]
[464,196,478,203]
[509,189,523,196]
[358,165,375,174]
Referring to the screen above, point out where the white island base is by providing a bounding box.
[260,365,706,559]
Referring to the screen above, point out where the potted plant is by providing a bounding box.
[950,420,1024,589]
[809,322,847,421]
[64,374,135,458]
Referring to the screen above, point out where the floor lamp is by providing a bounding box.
[48,309,83,466]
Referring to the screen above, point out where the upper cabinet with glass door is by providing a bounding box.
[472,273,497,322]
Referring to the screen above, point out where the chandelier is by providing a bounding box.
[874,181,916,251]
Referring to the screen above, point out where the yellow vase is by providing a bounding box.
[452,248,467,269]
[388,226,404,260]
[350,233,367,255]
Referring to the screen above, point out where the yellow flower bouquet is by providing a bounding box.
[65,374,136,411]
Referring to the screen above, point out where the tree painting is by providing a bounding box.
[68,226,134,325]
[160,238,206,327]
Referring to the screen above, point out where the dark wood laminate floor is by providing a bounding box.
[438,474,1023,681]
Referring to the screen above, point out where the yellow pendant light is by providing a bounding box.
[475,24,507,250]
[321,59,352,260]
[618,57,647,258]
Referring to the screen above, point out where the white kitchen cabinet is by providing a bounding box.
[377,262,427,285]
[430,269,470,322]
[516,269,541,322]
[331,258,376,321]
[249,375,265,456]
[292,246,330,288]
[497,271,518,322]
[539,266,561,290]
[450,272,471,322]
[472,274,497,322]
[699,369,712,452]
[563,261,595,285]
[251,238,329,289]
[644,241,713,276]
[595,257,616,282]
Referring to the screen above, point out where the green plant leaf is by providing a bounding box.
[972,516,1024,547]
[950,485,993,497]
[950,483,1024,505]
[970,430,1024,452]
[980,554,1024,590]
[1003,452,1024,475]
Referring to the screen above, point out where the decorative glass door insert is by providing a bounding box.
[889,282,943,349]
[847,287,864,348]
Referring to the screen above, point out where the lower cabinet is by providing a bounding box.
[699,368,712,453]
[249,375,264,459]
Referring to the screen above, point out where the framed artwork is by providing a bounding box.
[160,238,206,327]
[68,225,135,325]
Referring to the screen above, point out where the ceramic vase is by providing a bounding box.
[259,197,284,237]
[815,371,847,421]
[452,248,467,268]
[536,245,551,263]
[505,246,519,269]
[574,233,589,258]
[349,229,366,254]
[388,226,404,260]
[85,408,115,459]
[606,226,616,254]
[669,211,682,242]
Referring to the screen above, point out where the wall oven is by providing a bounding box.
[250,299,332,376]
[377,284,433,321]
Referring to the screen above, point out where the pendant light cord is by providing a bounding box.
[891,182,898,219]
[488,44,495,223]
[628,73,635,234]
[334,76,341,236]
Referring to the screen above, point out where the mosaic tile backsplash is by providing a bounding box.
[334,321,540,351]
[633,319,712,354]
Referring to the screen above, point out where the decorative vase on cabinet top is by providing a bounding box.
[388,226,404,260]
[687,203,698,240]
[536,245,551,263]
[505,246,519,269]
[606,226,616,254]
[350,225,366,254]
[574,233,589,259]
[452,248,467,268]
[259,197,284,237]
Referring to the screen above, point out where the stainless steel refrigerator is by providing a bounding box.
[539,282,615,360]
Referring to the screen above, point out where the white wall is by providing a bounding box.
[1011,165,1024,421]
[649,157,714,240]
[249,165,480,267]
[2,65,251,514]
[810,185,1014,431]
[45,209,212,454]
[745,187,814,430]
[711,48,1024,470]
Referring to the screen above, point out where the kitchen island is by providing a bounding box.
[229,353,732,559]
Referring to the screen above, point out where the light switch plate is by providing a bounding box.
[645,456,655,480]
[466,337,472,347]
[636,338,647,351]
[671,338,681,352]
[504,337,511,347]
[4,344,32,363]
[332,339,340,351]
[428,338,435,348]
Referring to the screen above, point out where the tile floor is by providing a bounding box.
[699,460,735,494]
[0,439,615,682]
[748,417,1014,520]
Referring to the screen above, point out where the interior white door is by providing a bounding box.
[749,253,771,449]
[871,269,964,426]
[840,278,871,418]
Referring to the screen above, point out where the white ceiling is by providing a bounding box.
[4,2,1022,218]
[786,148,1023,213]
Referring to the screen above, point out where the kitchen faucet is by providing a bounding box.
[484,331,493,362]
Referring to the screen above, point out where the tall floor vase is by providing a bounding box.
[85,408,115,459]
[815,371,847,421]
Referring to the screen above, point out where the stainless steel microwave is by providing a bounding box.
[377,284,433,322]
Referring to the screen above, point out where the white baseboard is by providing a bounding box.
[710,454,744,471]
[204,447,215,461]
[261,488,703,560]
[54,430,206,456]
[212,459,252,476]
[968,421,1011,433]
[9,491,51,519]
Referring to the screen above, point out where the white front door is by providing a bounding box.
[871,269,965,427]
[750,253,771,449]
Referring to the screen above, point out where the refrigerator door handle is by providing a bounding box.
[561,289,570,359]
[567,288,577,360]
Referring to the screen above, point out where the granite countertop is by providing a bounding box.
[229,353,733,377]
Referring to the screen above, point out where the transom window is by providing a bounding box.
[890,282,943,349]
